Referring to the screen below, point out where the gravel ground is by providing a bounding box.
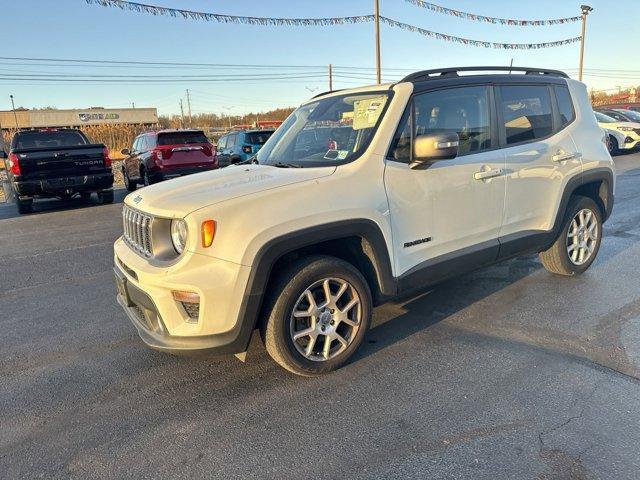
[0,153,639,479]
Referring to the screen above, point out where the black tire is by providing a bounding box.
[80,192,92,201]
[607,135,619,155]
[98,190,114,204]
[261,255,372,376]
[539,195,603,276]
[142,169,157,187]
[123,170,137,192]
[16,197,33,214]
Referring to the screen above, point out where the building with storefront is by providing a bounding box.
[0,107,158,131]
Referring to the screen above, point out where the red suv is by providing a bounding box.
[121,130,218,191]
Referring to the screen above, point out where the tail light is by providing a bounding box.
[152,149,164,166]
[8,153,21,175]
[242,145,252,154]
[102,147,112,168]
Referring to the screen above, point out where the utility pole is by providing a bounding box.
[131,102,135,109]
[329,64,333,91]
[185,89,192,128]
[9,95,18,129]
[578,5,593,82]
[179,99,185,129]
[374,0,381,84]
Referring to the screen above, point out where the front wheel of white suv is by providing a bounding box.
[261,255,372,376]
[539,195,603,276]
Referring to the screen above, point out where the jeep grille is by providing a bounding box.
[122,205,153,257]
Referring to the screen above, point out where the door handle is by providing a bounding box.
[474,168,504,180]
[552,152,582,162]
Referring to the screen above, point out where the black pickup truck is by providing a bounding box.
[0,129,114,214]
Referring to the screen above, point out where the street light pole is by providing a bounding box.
[374,0,381,84]
[9,95,19,129]
[578,5,593,82]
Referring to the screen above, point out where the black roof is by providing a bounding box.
[401,66,568,83]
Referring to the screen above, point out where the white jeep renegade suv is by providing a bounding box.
[114,67,615,376]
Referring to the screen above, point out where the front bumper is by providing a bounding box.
[113,237,255,355]
[622,137,640,149]
[14,172,113,197]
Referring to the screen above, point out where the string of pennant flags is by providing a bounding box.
[380,17,581,49]
[85,0,582,50]
[84,0,374,27]
[403,0,582,26]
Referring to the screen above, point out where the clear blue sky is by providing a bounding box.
[1,0,637,116]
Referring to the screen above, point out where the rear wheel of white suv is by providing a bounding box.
[261,255,372,376]
[539,195,603,276]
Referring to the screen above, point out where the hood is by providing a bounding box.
[124,164,335,217]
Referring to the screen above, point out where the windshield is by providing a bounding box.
[614,109,640,122]
[594,112,616,123]
[256,91,391,167]
[245,131,274,145]
[158,131,209,145]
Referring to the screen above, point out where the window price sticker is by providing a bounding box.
[353,96,387,130]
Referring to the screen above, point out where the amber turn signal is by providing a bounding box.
[201,220,216,248]
[171,290,200,303]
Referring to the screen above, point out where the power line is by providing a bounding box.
[0,56,327,69]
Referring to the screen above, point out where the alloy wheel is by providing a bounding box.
[289,278,362,362]
[566,208,598,265]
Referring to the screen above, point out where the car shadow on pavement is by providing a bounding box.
[351,255,543,364]
[0,188,127,220]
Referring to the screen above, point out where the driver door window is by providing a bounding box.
[389,85,493,161]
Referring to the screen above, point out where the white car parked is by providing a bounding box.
[595,111,640,152]
[114,67,615,376]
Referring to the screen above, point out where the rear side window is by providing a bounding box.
[146,134,157,148]
[157,131,209,145]
[499,85,553,145]
[554,86,575,127]
[12,130,88,150]
[245,131,274,145]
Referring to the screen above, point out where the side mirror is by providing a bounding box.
[0,151,7,160]
[410,132,459,169]
[121,148,130,156]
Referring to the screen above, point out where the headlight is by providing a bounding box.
[170,219,188,254]
[617,126,634,132]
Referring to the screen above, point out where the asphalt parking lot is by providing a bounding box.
[1,153,640,480]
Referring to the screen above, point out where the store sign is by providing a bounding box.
[78,112,120,122]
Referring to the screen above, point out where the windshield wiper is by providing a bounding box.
[274,162,303,168]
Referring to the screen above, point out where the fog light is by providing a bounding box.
[172,290,200,320]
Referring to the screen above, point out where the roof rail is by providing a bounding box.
[312,88,345,99]
[401,66,569,83]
